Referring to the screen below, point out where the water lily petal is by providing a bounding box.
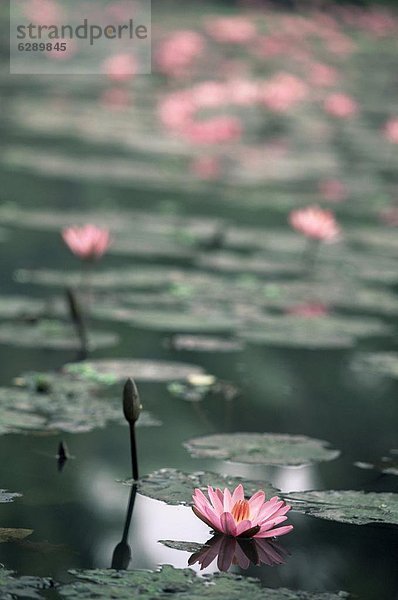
[220,511,237,536]
[254,524,294,538]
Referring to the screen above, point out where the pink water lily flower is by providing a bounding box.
[289,205,341,242]
[62,224,111,261]
[192,484,293,539]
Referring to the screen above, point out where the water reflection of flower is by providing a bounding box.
[188,534,289,572]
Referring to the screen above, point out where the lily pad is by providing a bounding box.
[0,528,33,543]
[197,251,301,277]
[355,450,398,477]
[0,374,160,435]
[14,267,185,291]
[123,468,280,506]
[159,540,204,553]
[0,490,21,503]
[351,352,398,380]
[240,314,390,350]
[170,335,243,352]
[64,360,205,384]
[59,564,349,599]
[0,567,52,599]
[348,227,398,258]
[287,490,398,526]
[0,321,118,350]
[0,296,47,320]
[184,433,339,467]
[261,282,398,318]
[109,237,194,261]
[96,309,239,333]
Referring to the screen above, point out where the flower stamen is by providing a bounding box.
[231,499,250,523]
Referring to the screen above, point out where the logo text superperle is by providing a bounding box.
[17,19,148,46]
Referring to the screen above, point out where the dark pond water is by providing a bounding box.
[1,2,398,599]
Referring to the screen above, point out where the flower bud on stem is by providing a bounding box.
[123,378,141,481]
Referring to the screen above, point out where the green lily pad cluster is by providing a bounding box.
[123,468,280,506]
[58,564,350,600]
[0,371,160,435]
[0,567,53,599]
[286,490,398,526]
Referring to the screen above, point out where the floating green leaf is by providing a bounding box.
[0,296,47,320]
[159,540,204,553]
[0,567,52,599]
[184,433,339,467]
[123,468,280,506]
[64,359,205,384]
[355,450,398,477]
[351,352,398,380]
[261,281,398,318]
[170,335,243,352]
[102,309,239,333]
[0,490,21,503]
[287,490,398,525]
[0,321,118,350]
[240,314,390,349]
[59,564,349,599]
[0,374,160,435]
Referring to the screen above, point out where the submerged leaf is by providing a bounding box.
[123,468,280,506]
[59,564,349,599]
[0,528,33,544]
[184,433,339,467]
[287,490,398,525]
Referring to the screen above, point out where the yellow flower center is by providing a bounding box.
[231,499,250,523]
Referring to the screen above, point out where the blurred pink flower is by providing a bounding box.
[192,484,293,539]
[259,73,307,113]
[287,303,329,318]
[191,81,227,108]
[318,179,347,203]
[227,79,259,105]
[158,91,196,131]
[103,53,136,82]
[156,30,204,77]
[62,225,111,260]
[185,116,242,145]
[191,156,221,180]
[289,205,341,242]
[324,93,358,118]
[383,118,398,143]
[205,16,256,44]
[188,534,289,572]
